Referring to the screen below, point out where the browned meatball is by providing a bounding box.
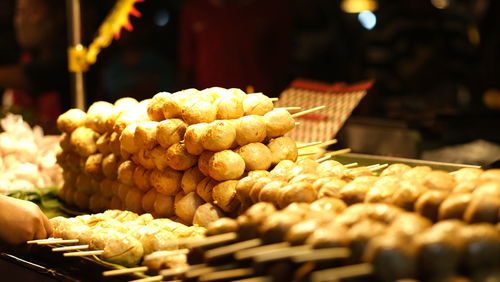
[379,163,412,177]
[259,212,302,243]
[277,182,317,209]
[205,217,239,236]
[267,137,298,166]
[438,193,472,221]
[463,194,500,223]
[339,176,379,205]
[390,180,428,211]
[414,190,450,222]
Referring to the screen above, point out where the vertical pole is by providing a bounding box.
[66,0,86,110]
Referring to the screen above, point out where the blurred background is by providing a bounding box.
[0,0,499,165]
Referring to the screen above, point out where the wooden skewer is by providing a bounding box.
[185,263,238,279]
[235,242,290,260]
[204,239,262,260]
[189,232,238,248]
[160,264,203,278]
[368,163,388,172]
[102,266,148,277]
[292,247,351,263]
[37,239,79,245]
[63,250,104,257]
[310,263,373,282]
[344,162,358,168]
[52,244,89,252]
[291,105,326,118]
[253,245,311,263]
[295,122,301,126]
[298,151,318,157]
[270,97,278,102]
[27,238,62,244]
[315,148,352,162]
[297,141,323,149]
[199,267,254,282]
[129,275,165,282]
[276,106,301,111]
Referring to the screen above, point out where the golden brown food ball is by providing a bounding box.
[154,193,175,217]
[134,121,159,150]
[196,177,219,203]
[133,166,152,192]
[117,183,132,201]
[99,178,115,198]
[110,179,121,196]
[59,132,74,152]
[269,159,295,179]
[258,180,286,204]
[339,176,379,205]
[114,97,139,110]
[414,190,450,222]
[110,196,123,210]
[235,175,257,209]
[390,180,428,211]
[184,125,207,156]
[57,108,87,133]
[102,154,120,180]
[132,148,155,170]
[215,95,244,119]
[235,142,272,171]
[423,170,456,191]
[63,170,78,185]
[165,143,198,171]
[70,126,99,157]
[113,109,147,135]
[379,163,412,177]
[125,188,145,214]
[243,93,274,115]
[264,109,295,138]
[234,115,267,146]
[89,194,105,213]
[142,188,158,213]
[438,193,472,221]
[310,197,347,214]
[57,151,82,172]
[175,192,205,224]
[315,160,342,176]
[96,132,111,154]
[248,177,273,203]
[117,160,136,186]
[464,194,500,223]
[212,180,240,213]
[150,168,182,196]
[181,100,217,125]
[365,176,401,204]
[201,120,237,152]
[73,190,90,210]
[86,101,115,133]
[84,153,104,179]
[156,119,186,149]
[150,145,169,171]
[119,124,138,155]
[278,182,317,209]
[342,167,375,182]
[198,151,215,176]
[451,167,483,183]
[75,173,94,195]
[181,166,205,194]
[208,150,246,181]
[472,181,500,197]
[479,169,500,183]
[267,136,298,166]
[193,203,225,228]
[147,92,171,121]
[162,90,193,119]
[402,166,432,184]
[317,178,347,199]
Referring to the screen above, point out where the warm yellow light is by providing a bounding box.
[341,0,378,13]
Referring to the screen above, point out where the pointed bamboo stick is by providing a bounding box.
[52,244,89,252]
[103,266,148,277]
[64,250,104,257]
[291,105,326,118]
[36,239,79,245]
[27,238,62,244]
[310,263,373,281]
[276,107,301,111]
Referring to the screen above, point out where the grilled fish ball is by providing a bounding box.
[259,212,302,244]
[99,178,114,198]
[70,127,99,157]
[134,121,159,150]
[464,194,500,223]
[117,160,136,186]
[107,131,121,157]
[452,167,483,183]
[84,153,104,179]
[132,148,155,170]
[150,146,169,171]
[133,166,152,192]
[206,217,239,236]
[339,176,379,205]
[166,143,197,171]
[181,166,205,194]
[175,192,204,224]
[161,92,185,119]
[85,101,115,133]
[402,166,432,184]
[197,151,214,176]
[307,224,350,249]
[157,119,187,149]
[59,132,73,152]
[473,181,500,197]
[153,193,175,217]
[235,175,258,209]
[75,173,94,195]
[117,183,132,201]
[201,120,236,152]
[365,176,400,204]
[269,159,295,179]
[208,150,246,181]
[414,190,450,222]
[264,109,295,138]
[243,93,274,115]
[380,163,412,177]
[96,132,111,154]
[184,125,207,156]
[196,177,219,203]
[259,180,286,204]
[391,180,428,211]
[73,190,90,210]
[147,92,171,121]
[310,197,347,214]
[57,108,87,133]
[235,142,272,171]
[113,109,146,134]
[286,218,325,246]
[479,169,500,183]
[316,160,343,177]
[438,193,472,221]
[267,137,298,166]
[235,115,267,146]
[342,166,375,182]
[423,170,456,191]
[315,178,345,198]
[212,180,240,213]
[181,100,217,125]
[278,181,317,209]
[150,168,182,196]
[103,233,144,267]
[193,203,225,228]
[216,94,244,119]
[238,202,277,239]
[102,154,120,180]
[142,188,158,213]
